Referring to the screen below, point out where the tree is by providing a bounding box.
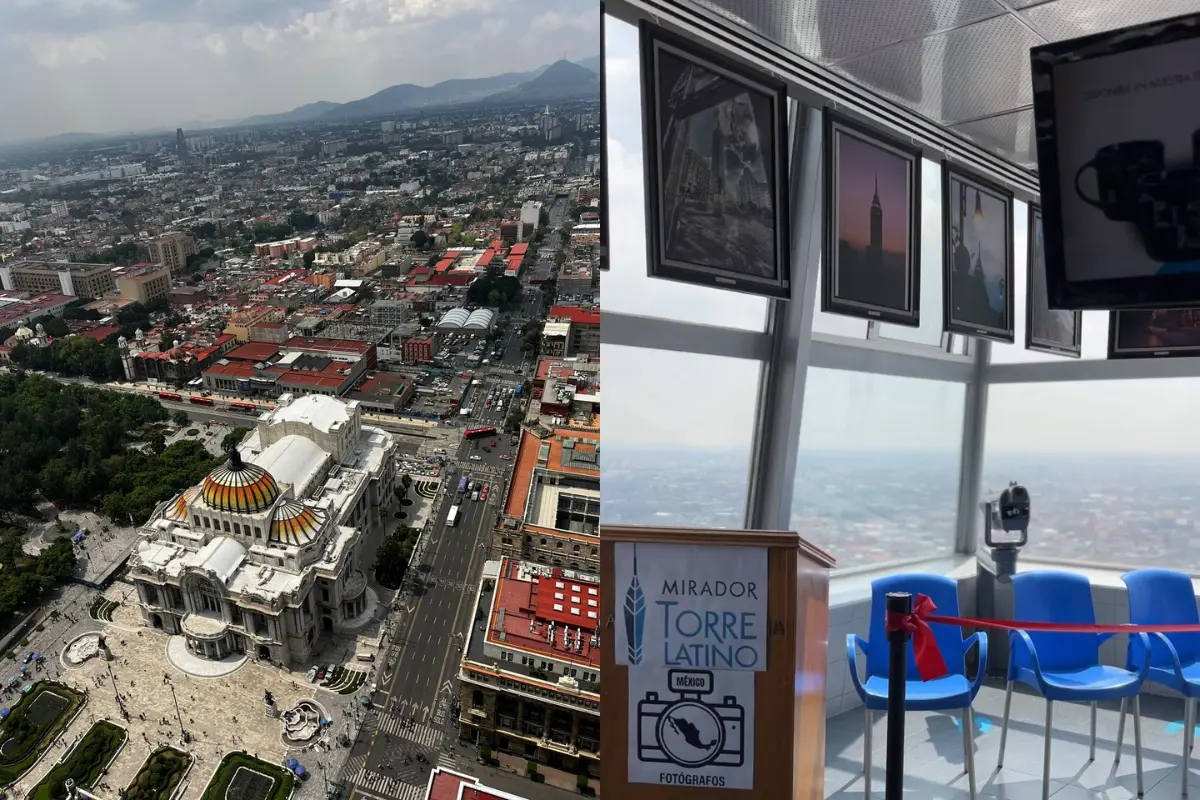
[171,410,189,427]
[145,431,167,454]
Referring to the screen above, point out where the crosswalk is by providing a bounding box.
[436,753,457,771]
[341,753,368,779]
[351,768,425,800]
[375,714,444,749]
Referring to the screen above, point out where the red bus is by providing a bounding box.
[229,402,258,412]
[464,426,497,440]
[189,396,214,406]
[157,392,182,402]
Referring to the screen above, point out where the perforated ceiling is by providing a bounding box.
[690,0,1200,172]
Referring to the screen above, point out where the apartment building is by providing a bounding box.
[116,264,172,305]
[148,232,197,275]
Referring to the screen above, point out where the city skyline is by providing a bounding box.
[0,0,598,144]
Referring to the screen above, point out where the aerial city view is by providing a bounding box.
[600,446,1200,573]
[0,4,601,800]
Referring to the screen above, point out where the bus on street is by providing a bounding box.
[457,476,469,494]
[447,505,460,528]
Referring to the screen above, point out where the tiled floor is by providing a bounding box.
[825,679,1200,799]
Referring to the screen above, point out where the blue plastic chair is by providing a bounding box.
[1000,571,1151,800]
[848,574,987,799]
[1120,568,1200,789]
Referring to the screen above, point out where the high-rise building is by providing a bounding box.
[148,232,198,275]
[176,128,187,161]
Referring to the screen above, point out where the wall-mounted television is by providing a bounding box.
[1032,12,1200,309]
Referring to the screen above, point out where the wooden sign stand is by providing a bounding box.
[601,525,835,799]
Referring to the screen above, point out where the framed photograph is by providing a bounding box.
[1108,308,1200,359]
[640,21,790,299]
[941,163,1015,343]
[598,0,609,271]
[1026,206,1082,358]
[1031,12,1200,309]
[821,112,921,326]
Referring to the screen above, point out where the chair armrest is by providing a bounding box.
[1008,629,1050,695]
[846,634,868,697]
[1146,632,1179,684]
[964,631,988,697]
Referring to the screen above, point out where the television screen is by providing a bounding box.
[1031,12,1200,309]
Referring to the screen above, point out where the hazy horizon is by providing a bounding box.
[0,0,598,144]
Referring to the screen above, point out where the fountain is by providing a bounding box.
[280,700,327,747]
[63,633,104,667]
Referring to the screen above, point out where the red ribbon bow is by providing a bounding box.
[885,593,950,682]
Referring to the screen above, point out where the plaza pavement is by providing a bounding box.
[11,590,362,800]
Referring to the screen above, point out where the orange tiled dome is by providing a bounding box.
[269,500,324,546]
[165,486,201,522]
[200,450,280,514]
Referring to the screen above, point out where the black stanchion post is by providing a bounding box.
[885,592,912,800]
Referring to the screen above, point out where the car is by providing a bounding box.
[470,455,482,461]
[480,491,488,502]
[489,441,496,447]
[483,483,490,492]
[316,666,327,681]
[499,454,511,460]
[308,666,319,683]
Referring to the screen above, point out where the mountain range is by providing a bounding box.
[0,56,599,150]
[237,56,599,128]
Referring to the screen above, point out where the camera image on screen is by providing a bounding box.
[636,670,745,770]
[1074,134,1200,262]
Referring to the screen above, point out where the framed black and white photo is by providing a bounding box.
[941,163,1015,343]
[639,21,790,299]
[821,112,921,326]
[1108,308,1200,359]
[598,0,609,271]
[1026,205,1082,358]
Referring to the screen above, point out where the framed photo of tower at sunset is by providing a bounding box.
[941,162,1014,343]
[821,111,922,326]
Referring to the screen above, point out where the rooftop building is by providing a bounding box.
[494,425,599,574]
[457,557,600,778]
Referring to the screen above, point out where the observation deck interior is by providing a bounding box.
[602,0,1200,797]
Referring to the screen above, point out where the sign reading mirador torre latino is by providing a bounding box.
[614,542,768,790]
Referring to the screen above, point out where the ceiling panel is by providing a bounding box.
[949,109,1037,169]
[693,0,1005,63]
[1020,0,1200,42]
[672,0,1200,175]
[835,14,1046,124]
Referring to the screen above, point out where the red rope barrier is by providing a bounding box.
[885,593,1200,681]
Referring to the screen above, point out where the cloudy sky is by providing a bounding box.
[602,13,1200,456]
[0,0,598,143]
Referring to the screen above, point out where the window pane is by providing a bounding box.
[877,160,948,348]
[604,15,768,331]
[793,368,966,569]
[600,344,761,528]
[988,201,1110,363]
[985,379,1200,569]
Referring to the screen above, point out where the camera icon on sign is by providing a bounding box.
[637,670,745,769]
